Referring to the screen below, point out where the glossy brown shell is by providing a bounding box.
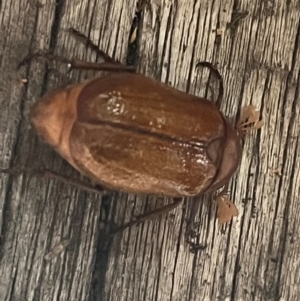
[30,73,238,197]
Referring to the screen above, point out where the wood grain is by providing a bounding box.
[0,0,299,301]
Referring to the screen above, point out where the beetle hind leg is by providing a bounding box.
[111,198,183,234]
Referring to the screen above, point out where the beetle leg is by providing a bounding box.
[196,61,224,109]
[67,59,136,73]
[18,52,136,73]
[18,28,137,72]
[66,28,137,72]
[67,28,119,64]
[0,166,108,196]
[112,198,183,233]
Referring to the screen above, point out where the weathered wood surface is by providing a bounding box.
[0,0,299,300]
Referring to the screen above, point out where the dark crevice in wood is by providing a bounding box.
[212,259,221,299]
[119,218,133,301]
[263,72,281,289]
[108,196,132,298]
[126,1,144,67]
[40,0,65,96]
[249,71,271,298]
[30,182,55,300]
[49,0,65,50]
[188,251,199,300]
[185,196,209,300]
[242,172,254,247]
[26,185,47,299]
[24,2,43,64]
[93,3,105,61]
[225,225,239,301]
[129,218,142,300]
[169,198,185,300]
[178,0,196,92]
[89,235,114,301]
[254,248,264,298]
[30,192,49,301]
[275,147,297,297]
[164,0,177,85]
[112,6,123,61]
[88,194,114,301]
[0,176,13,261]
[230,143,261,300]
[177,12,186,82]
[226,0,250,70]
[212,0,222,59]
[186,0,200,94]
[103,1,112,39]
[87,0,97,38]
[230,247,242,301]
[65,192,88,299]
[274,21,300,298]
[8,259,18,301]
[202,5,210,69]
[143,232,152,300]
[152,9,161,77]
[246,16,259,72]
[5,5,40,170]
[138,218,151,300]
[159,4,173,81]
[154,216,166,300]
[0,3,45,245]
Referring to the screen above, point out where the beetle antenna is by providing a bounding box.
[196,61,224,109]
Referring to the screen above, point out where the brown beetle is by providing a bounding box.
[29,56,242,199]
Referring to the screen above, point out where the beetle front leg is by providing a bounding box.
[67,59,136,73]
[66,28,137,72]
[18,28,136,73]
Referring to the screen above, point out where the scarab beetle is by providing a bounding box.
[29,55,242,198]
